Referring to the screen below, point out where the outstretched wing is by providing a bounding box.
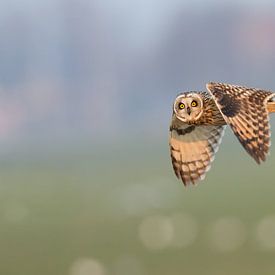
[170,124,226,185]
[206,82,275,163]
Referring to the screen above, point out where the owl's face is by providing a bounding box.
[173,93,204,123]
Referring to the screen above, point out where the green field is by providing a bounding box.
[0,136,275,275]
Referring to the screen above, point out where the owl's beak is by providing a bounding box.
[187,107,191,115]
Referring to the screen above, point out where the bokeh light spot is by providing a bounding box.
[70,258,106,275]
[138,215,173,250]
[256,216,275,250]
[208,217,246,252]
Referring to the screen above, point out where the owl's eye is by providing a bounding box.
[178,103,185,109]
[191,100,198,107]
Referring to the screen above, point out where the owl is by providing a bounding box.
[169,82,275,186]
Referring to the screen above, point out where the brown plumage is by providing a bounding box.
[169,82,275,186]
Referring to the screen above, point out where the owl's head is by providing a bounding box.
[173,92,204,123]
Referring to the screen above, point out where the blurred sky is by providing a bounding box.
[0,0,275,145]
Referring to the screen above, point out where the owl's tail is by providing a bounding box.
[267,102,275,113]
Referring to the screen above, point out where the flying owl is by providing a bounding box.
[169,82,275,186]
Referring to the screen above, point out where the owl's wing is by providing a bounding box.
[206,82,275,163]
[170,124,226,185]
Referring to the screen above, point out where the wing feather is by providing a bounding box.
[170,124,226,185]
[207,82,275,163]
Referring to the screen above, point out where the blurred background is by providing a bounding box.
[1,0,275,274]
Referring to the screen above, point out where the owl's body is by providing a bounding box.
[169,82,275,186]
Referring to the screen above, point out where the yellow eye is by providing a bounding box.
[191,100,198,107]
[178,103,185,109]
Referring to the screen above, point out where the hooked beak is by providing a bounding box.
[187,106,191,115]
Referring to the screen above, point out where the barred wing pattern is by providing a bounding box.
[207,82,275,163]
[170,124,226,185]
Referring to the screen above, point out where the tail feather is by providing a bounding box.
[267,102,275,113]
